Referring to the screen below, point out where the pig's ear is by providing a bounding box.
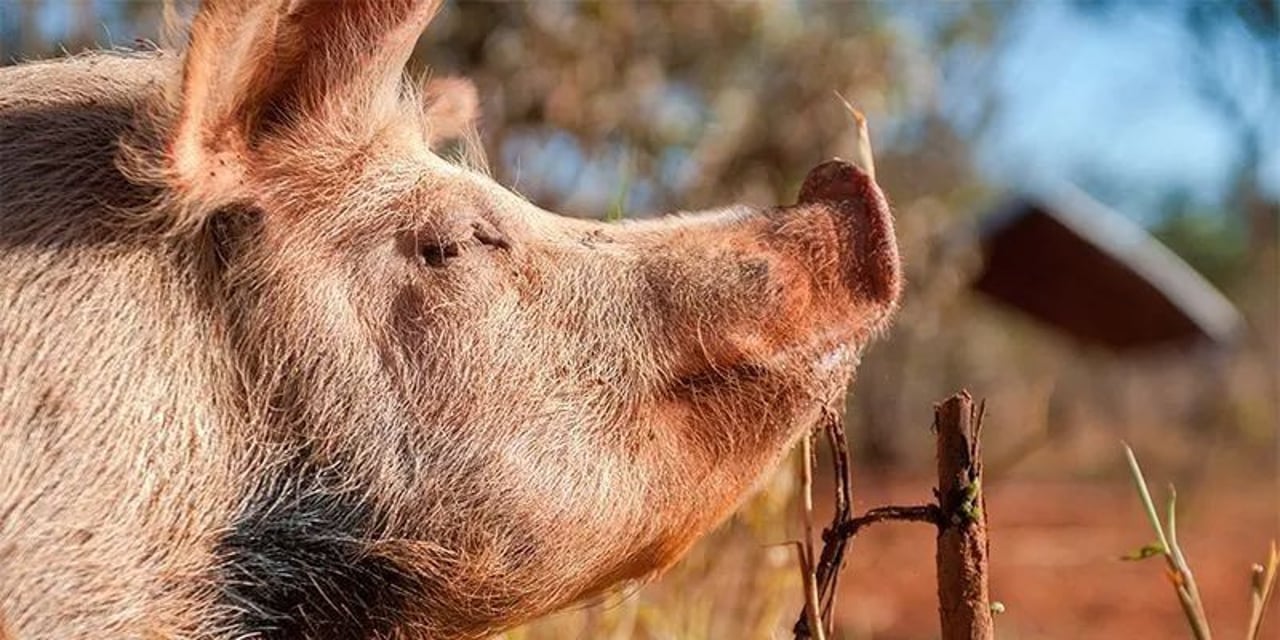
[172,0,440,197]
[422,77,479,146]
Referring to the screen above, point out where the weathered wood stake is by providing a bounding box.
[792,390,994,640]
[934,391,994,640]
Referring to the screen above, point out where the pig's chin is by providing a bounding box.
[802,342,863,421]
[814,342,861,378]
[720,338,862,450]
[773,339,864,443]
[774,336,864,400]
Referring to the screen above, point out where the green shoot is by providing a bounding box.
[1122,443,1212,640]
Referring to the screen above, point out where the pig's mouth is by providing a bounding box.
[805,340,865,405]
[815,342,861,374]
[780,337,869,415]
[673,337,862,405]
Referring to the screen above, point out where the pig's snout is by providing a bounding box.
[789,159,902,310]
[684,159,900,372]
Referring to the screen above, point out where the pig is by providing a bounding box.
[0,1,901,638]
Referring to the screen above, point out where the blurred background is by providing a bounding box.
[3,1,1277,638]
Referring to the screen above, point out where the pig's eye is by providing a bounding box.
[415,220,510,268]
[418,240,462,267]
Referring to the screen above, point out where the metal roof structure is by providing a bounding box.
[973,185,1244,351]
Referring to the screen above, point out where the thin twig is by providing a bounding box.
[1247,541,1278,640]
[817,408,852,633]
[788,541,827,640]
[796,432,825,640]
[800,432,817,569]
[792,409,850,639]
[792,410,940,639]
[830,505,941,539]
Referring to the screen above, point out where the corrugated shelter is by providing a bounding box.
[973,186,1243,351]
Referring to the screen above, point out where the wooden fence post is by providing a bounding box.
[792,390,994,639]
[934,391,994,640]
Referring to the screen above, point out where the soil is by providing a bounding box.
[825,477,1279,639]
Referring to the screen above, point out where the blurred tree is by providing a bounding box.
[1070,0,1280,254]
[416,1,903,217]
[1182,0,1280,253]
[1151,190,1248,291]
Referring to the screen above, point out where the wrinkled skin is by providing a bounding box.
[0,1,900,638]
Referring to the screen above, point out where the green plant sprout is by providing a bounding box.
[1122,443,1278,640]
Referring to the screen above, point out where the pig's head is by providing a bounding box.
[143,0,900,636]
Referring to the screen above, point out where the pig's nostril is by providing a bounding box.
[796,159,873,206]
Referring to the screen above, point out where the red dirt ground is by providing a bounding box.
[826,478,1279,639]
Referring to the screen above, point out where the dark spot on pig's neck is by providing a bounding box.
[204,204,264,271]
[215,461,419,639]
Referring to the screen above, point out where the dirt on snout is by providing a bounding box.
[825,477,1278,639]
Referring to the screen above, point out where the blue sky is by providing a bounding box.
[954,1,1278,223]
